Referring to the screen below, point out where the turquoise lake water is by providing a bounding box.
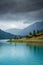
[0,40,43,65]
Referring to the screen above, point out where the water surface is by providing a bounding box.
[0,40,43,65]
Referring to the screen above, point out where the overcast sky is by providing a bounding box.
[0,0,43,30]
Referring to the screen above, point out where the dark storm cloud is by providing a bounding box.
[24,9,43,23]
[0,0,43,13]
[0,9,43,23]
[0,0,43,24]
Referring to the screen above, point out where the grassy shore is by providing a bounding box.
[8,35,43,43]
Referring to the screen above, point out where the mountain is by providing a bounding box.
[20,21,43,36]
[6,28,22,35]
[6,21,43,36]
[0,29,15,39]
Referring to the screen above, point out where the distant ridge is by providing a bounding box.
[6,21,43,36]
[6,28,22,35]
[20,21,43,36]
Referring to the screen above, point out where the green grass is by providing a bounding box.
[7,34,43,46]
[8,35,43,43]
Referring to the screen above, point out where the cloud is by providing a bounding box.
[0,20,29,30]
[0,0,43,13]
[0,0,43,22]
[0,0,43,30]
[24,9,43,23]
[0,9,43,23]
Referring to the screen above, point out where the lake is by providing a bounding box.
[0,40,43,65]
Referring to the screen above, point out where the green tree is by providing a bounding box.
[14,36,18,39]
[33,30,36,36]
[29,32,32,36]
[37,30,39,34]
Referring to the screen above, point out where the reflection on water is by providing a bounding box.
[0,40,43,65]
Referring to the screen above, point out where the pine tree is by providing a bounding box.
[33,30,36,36]
[29,32,32,36]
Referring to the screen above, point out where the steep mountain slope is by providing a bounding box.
[21,21,43,36]
[0,29,15,39]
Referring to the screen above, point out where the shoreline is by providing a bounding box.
[7,34,43,46]
[8,39,43,43]
[7,39,43,46]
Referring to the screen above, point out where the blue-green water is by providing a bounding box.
[0,40,43,65]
